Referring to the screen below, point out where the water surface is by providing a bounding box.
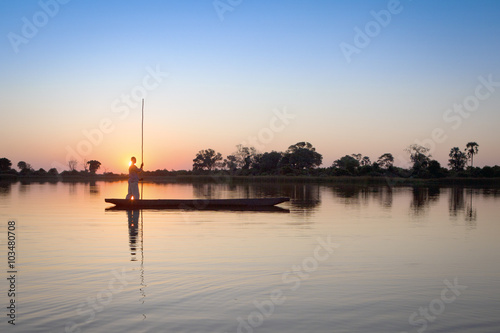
[0,181,499,332]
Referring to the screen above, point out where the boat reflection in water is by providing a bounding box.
[106,197,290,211]
[106,199,290,212]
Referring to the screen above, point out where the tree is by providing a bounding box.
[351,153,362,162]
[405,144,431,175]
[377,153,394,169]
[428,160,445,178]
[448,147,467,171]
[350,153,371,166]
[17,161,33,175]
[332,155,360,174]
[48,168,59,176]
[35,168,47,175]
[465,142,479,168]
[0,158,12,171]
[87,160,101,174]
[360,156,371,166]
[232,145,257,170]
[282,142,322,170]
[17,161,32,171]
[17,161,27,171]
[68,159,78,171]
[481,166,494,177]
[254,151,282,174]
[193,149,223,171]
[223,155,238,172]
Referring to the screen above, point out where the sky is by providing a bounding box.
[1,0,500,173]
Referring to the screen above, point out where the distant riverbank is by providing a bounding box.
[2,172,500,187]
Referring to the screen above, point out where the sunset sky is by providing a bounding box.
[1,0,500,173]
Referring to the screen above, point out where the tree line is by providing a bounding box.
[0,158,102,177]
[191,141,499,178]
[1,141,499,179]
[192,142,322,174]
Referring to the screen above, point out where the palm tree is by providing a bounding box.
[465,142,479,168]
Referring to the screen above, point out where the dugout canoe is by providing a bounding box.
[105,197,290,209]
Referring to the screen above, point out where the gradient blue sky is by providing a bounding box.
[1,0,499,172]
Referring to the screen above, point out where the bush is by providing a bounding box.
[481,166,494,177]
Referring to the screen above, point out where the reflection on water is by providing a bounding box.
[0,182,11,196]
[331,185,377,207]
[450,187,466,215]
[409,186,440,217]
[88,181,100,195]
[19,182,30,194]
[449,187,477,225]
[126,209,147,318]
[465,189,477,224]
[326,185,394,209]
[127,210,140,261]
[66,181,102,196]
[69,182,77,195]
[1,181,483,223]
[374,186,393,208]
[482,187,500,197]
[0,181,498,333]
[193,182,218,198]
[190,182,322,209]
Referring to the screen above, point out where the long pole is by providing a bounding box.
[141,99,144,200]
[140,99,146,308]
[141,98,144,165]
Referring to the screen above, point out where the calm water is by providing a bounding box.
[0,181,499,333]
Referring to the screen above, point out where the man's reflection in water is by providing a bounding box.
[127,210,140,261]
[126,209,147,314]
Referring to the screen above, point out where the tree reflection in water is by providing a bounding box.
[409,186,440,217]
[449,187,477,226]
[465,188,477,226]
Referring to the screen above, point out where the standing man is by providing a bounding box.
[126,156,144,200]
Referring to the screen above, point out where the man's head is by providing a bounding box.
[131,156,137,164]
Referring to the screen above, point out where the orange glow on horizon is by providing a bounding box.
[92,142,196,173]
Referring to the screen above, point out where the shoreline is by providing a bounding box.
[2,173,500,187]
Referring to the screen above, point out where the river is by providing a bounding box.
[0,181,499,332]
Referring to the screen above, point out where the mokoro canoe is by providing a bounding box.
[105,197,290,209]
